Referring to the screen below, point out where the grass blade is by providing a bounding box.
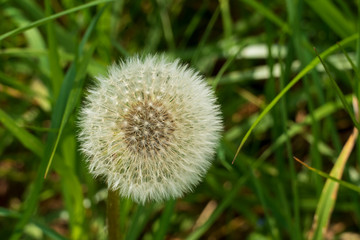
[294,156,360,194]
[232,34,358,163]
[45,0,64,99]
[0,109,43,155]
[154,199,176,240]
[0,0,113,42]
[191,5,220,64]
[240,0,290,34]
[179,1,207,47]
[44,4,108,178]
[44,46,94,178]
[219,0,232,39]
[337,43,360,81]
[315,48,360,131]
[212,45,244,89]
[0,72,40,98]
[259,95,353,161]
[186,177,245,240]
[0,111,60,240]
[57,133,86,240]
[126,204,155,240]
[156,0,175,50]
[9,4,108,239]
[4,115,86,240]
[0,207,67,240]
[305,0,356,38]
[295,129,359,239]
[2,115,46,240]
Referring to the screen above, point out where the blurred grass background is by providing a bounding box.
[1,0,360,239]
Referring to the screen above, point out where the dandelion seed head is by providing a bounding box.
[78,54,222,204]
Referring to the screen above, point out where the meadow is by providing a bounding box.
[1,0,360,239]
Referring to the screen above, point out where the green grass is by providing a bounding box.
[1,0,360,239]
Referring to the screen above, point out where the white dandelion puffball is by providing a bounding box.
[78,54,222,204]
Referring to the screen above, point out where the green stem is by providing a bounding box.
[107,189,121,240]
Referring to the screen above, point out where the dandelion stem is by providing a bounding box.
[107,189,121,240]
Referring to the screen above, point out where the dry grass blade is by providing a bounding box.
[293,97,360,239]
[294,128,358,239]
[310,127,358,239]
[193,200,218,230]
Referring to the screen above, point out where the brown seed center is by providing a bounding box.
[122,100,176,157]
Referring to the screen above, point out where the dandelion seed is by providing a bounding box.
[78,54,222,204]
